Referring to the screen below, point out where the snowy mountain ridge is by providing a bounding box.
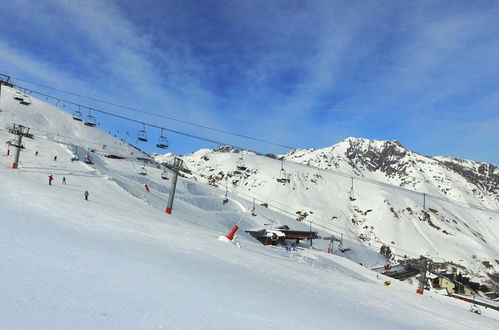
[1,83,499,328]
[155,137,499,286]
[283,137,498,207]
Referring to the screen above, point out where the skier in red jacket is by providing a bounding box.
[48,175,54,185]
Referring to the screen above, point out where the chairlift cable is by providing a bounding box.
[27,127,142,159]
[273,155,499,214]
[19,86,240,147]
[11,77,296,149]
[3,84,498,214]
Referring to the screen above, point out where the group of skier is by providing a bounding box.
[39,151,90,200]
[48,175,66,185]
[48,174,89,200]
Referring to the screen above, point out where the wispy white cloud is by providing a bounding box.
[0,0,498,162]
[0,0,221,133]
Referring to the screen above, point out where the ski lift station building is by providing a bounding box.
[246,225,318,246]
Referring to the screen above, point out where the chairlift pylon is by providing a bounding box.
[222,179,229,204]
[72,105,83,121]
[251,198,257,216]
[84,109,97,127]
[137,124,148,142]
[349,177,356,201]
[156,129,169,149]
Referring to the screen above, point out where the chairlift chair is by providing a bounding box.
[348,188,356,201]
[276,159,289,183]
[72,106,83,121]
[13,91,24,101]
[277,168,288,183]
[84,110,97,127]
[137,124,148,142]
[161,169,169,180]
[156,129,169,149]
[20,95,31,106]
[236,156,247,171]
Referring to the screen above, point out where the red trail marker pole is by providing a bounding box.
[225,213,245,241]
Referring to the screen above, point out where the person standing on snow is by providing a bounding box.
[53,156,57,161]
[84,190,89,201]
[62,177,66,185]
[48,175,54,185]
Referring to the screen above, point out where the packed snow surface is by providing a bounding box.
[1,85,498,328]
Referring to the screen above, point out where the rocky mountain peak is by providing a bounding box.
[436,157,499,197]
[152,135,499,283]
[329,137,411,177]
[213,145,240,153]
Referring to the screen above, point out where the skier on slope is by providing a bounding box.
[48,175,54,185]
[84,190,89,201]
[62,177,66,185]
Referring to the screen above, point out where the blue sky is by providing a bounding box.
[0,0,498,163]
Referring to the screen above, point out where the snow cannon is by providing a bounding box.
[226,225,239,241]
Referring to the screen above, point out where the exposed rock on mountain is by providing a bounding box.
[155,138,499,285]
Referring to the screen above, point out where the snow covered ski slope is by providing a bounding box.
[161,140,499,283]
[0,85,498,329]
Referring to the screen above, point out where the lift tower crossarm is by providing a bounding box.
[8,124,34,169]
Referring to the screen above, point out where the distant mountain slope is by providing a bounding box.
[155,139,499,285]
[284,137,498,208]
